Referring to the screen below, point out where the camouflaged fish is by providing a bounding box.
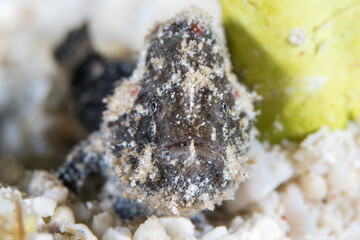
[59,10,256,215]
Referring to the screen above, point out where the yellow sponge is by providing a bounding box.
[220,0,360,142]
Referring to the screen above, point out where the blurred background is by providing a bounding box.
[0,0,223,171]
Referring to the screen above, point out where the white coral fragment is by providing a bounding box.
[133,216,170,240]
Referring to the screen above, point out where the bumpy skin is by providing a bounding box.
[59,10,256,215]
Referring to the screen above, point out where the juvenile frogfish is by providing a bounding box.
[59,10,257,215]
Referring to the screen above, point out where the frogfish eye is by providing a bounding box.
[223,104,228,114]
[150,102,157,112]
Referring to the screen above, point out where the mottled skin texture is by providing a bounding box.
[59,10,256,215]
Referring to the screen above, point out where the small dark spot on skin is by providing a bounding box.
[127,155,140,170]
[240,111,247,118]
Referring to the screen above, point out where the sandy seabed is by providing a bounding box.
[2,122,360,240]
